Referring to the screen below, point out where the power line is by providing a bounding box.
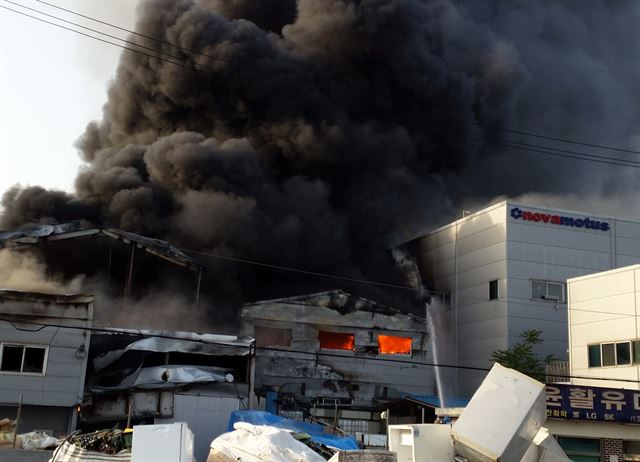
[180,247,416,291]
[474,123,640,156]
[466,134,640,169]
[0,313,637,384]
[469,132,640,166]
[4,0,218,72]
[0,5,202,72]
[32,0,224,64]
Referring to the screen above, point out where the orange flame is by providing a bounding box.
[378,335,411,354]
[319,331,355,350]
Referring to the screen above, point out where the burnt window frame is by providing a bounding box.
[0,343,49,376]
[377,334,412,356]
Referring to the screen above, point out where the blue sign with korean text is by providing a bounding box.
[545,384,640,423]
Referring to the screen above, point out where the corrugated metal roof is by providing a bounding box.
[0,223,200,270]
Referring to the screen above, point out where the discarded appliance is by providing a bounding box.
[388,424,453,462]
[131,422,194,462]
[451,363,546,462]
[387,363,570,462]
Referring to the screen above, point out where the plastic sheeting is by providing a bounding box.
[94,336,251,372]
[89,365,230,392]
[210,422,326,462]
[228,411,360,450]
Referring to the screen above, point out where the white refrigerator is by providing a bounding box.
[132,422,195,462]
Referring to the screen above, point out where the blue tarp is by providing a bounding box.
[227,410,360,450]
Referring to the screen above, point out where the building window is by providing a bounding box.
[0,344,47,375]
[318,331,354,351]
[530,280,566,303]
[634,340,640,364]
[587,345,601,367]
[489,280,498,300]
[588,341,633,367]
[624,440,640,462]
[557,437,600,462]
[616,342,631,365]
[378,335,412,355]
[254,326,292,347]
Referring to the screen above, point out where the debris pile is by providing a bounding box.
[49,429,132,462]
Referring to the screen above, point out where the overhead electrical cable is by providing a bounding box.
[32,0,230,64]
[0,314,637,384]
[4,0,218,71]
[0,5,200,71]
[465,134,640,168]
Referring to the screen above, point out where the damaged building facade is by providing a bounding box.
[241,290,431,434]
[0,289,93,436]
[81,329,254,462]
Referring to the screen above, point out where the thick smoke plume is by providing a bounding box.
[3,0,640,308]
[0,249,85,294]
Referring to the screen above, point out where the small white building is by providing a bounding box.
[538,265,640,462]
[405,200,640,396]
[567,264,640,389]
[0,289,93,436]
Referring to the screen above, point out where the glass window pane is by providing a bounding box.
[633,341,640,365]
[588,345,601,367]
[23,347,46,373]
[531,281,546,299]
[1,346,24,372]
[602,343,616,366]
[547,283,564,301]
[557,437,600,453]
[616,342,631,365]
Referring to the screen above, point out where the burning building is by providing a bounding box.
[240,290,431,434]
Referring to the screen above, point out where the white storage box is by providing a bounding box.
[387,424,453,462]
[451,363,546,462]
[132,422,194,462]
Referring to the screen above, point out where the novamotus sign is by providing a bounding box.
[510,207,610,231]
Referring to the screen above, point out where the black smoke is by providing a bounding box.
[3,0,640,309]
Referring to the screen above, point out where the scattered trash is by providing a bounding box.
[0,418,16,448]
[17,431,60,450]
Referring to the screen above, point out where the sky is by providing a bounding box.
[0,0,138,199]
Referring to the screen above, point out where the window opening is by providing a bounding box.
[378,335,411,355]
[616,342,631,366]
[318,331,354,351]
[530,280,566,303]
[489,280,498,300]
[601,343,616,367]
[0,344,47,374]
[255,326,292,347]
[587,345,601,368]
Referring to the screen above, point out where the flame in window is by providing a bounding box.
[319,331,355,350]
[378,335,411,355]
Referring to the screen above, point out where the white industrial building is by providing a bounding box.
[406,200,640,396]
